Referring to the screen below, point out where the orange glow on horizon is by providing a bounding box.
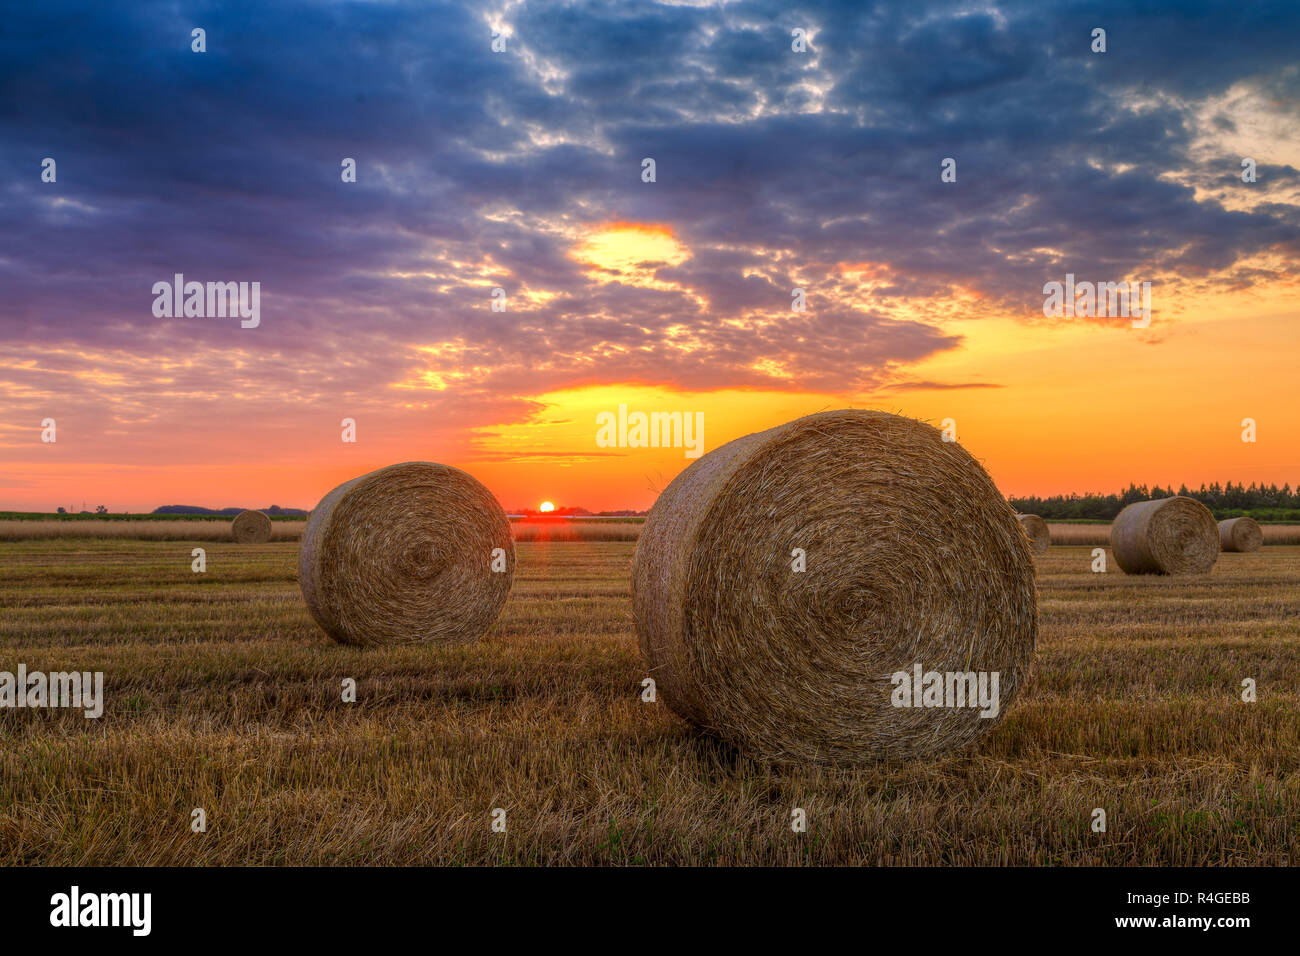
[1,273,1296,514]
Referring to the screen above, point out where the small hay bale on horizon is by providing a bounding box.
[1015,513,1051,553]
[298,461,514,646]
[230,509,272,543]
[1219,516,1263,553]
[1110,496,1219,575]
[630,409,1039,765]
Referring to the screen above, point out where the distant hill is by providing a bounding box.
[153,505,309,516]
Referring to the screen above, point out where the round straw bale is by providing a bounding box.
[1110,496,1218,574]
[298,462,514,646]
[231,509,272,543]
[1016,514,1051,553]
[1218,516,1263,553]
[630,409,1038,764]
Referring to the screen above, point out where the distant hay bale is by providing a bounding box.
[1110,497,1219,575]
[1016,514,1050,553]
[298,462,514,646]
[1218,516,1263,553]
[230,510,272,543]
[630,409,1038,765]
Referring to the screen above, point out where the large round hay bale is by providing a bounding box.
[1218,516,1263,553]
[298,462,514,646]
[1016,514,1050,553]
[231,509,272,543]
[1110,496,1218,574]
[630,409,1038,765]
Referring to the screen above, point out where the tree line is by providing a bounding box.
[1008,482,1300,521]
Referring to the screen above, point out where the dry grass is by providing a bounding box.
[3,518,1296,549]
[1,538,1297,865]
[1050,523,1300,547]
[0,518,644,543]
[0,519,306,541]
[1046,524,1112,546]
[511,520,642,542]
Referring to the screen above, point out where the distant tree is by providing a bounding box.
[1009,480,1300,521]
[95,504,107,514]
[56,507,66,514]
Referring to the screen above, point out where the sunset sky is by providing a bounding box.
[2,0,1297,513]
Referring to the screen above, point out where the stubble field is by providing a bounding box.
[1,530,1297,865]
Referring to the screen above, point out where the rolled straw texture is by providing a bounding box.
[298,462,514,646]
[230,509,272,543]
[630,409,1038,764]
[1110,496,1219,574]
[1218,516,1263,553]
[1016,514,1051,553]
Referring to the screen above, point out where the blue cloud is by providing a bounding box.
[0,0,1296,411]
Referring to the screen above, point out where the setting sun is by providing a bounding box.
[539,501,555,513]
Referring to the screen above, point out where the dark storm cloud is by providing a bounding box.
[1,0,1297,422]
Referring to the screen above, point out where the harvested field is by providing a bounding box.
[2,537,1297,865]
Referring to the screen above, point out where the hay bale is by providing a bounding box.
[230,509,272,543]
[298,462,514,646]
[630,409,1038,764]
[1110,496,1219,574]
[1016,514,1050,553]
[1218,516,1263,553]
